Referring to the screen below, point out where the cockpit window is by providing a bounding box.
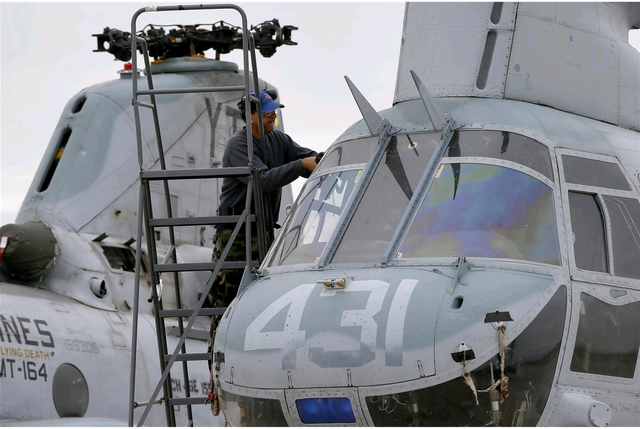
[366,285,567,426]
[101,245,137,272]
[445,131,554,181]
[268,170,360,266]
[331,133,441,264]
[568,192,608,273]
[398,163,561,265]
[602,196,640,279]
[571,293,640,378]
[562,155,631,191]
[39,128,72,192]
[316,137,379,173]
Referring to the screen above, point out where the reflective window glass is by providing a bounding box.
[52,363,89,417]
[366,286,567,426]
[101,245,136,272]
[444,131,554,180]
[332,133,441,263]
[571,293,640,378]
[399,163,561,265]
[602,196,640,280]
[568,192,608,273]
[220,388,288,426]
[269,170,360,266]
[562,155,631,190]
[39,128,72,192]
[316,137,379,173]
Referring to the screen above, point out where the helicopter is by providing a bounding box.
[210,2,640,427]
[0,12,297,426]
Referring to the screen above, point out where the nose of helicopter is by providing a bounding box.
[214,265,561,426]
[215,268,450,389]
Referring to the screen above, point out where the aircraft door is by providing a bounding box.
[552,148,640,426]
[556,148,640,286]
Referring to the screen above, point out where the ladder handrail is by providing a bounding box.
[135,85,246,95]
[136,207,251,426]
[128,4,267,427]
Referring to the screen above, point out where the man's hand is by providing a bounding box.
[301,156,317,172]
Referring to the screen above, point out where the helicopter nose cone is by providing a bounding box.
[215,268,447,388]
[215,266,557,391]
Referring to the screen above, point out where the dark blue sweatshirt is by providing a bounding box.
[217,127,316,230]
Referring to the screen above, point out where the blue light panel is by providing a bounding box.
[296,397,356,424]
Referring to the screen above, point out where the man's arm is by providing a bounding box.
[281,132,317,178]
[227,144,312,192]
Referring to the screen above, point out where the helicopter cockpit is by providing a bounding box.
[265,130,562,269]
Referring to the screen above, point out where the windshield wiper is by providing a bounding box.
[385,137,414,201]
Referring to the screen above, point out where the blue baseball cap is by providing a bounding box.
[257,90,284,113]
[240,90,284,114]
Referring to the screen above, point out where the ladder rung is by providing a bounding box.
[168,397,209,406]
[136,101,155,109]
[141,167,252,180]
[136,85,245,96]
[164,353,210,362]
[160,308,227,318]
[149,215,255,227]
[166,326,209,341]
[154,261,259,272]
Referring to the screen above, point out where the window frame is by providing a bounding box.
[265,127,569,274]
[265,167,364,269]
[309,136,380,177]
[393,157,561,265]
[92,240,147,278]
[557,148,640,287]
[384,123,568,273]
[329,132,445,266]
[558,283,640,393]
[385,127,565,269]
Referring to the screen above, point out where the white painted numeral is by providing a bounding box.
[340,280,389,349]
[385,279,418,365]
[244,279,420,369]
[244,283,316,351]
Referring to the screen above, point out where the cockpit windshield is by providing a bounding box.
[331,133,442,263]
[445,130,554,180]
[398,162,561,264]
[267,170,361,266]
[315,137,379,173]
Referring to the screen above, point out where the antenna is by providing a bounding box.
[410,70,447,131]
[344,76,384,134]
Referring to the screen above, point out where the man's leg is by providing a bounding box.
[207,228,245,354]
[206,228,245,416]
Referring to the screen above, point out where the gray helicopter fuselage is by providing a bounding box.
[1,56,290,425]
[214,96,640,427]
[213,2,640,427]
[17,58,292,242]
[0,225,219,425]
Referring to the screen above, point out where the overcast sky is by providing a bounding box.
[1,2,639,226]
[0,1,406,225]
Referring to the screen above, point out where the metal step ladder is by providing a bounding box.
[126,4,272,427]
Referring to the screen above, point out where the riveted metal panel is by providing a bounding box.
[506,15,619,125]
[394,2,493,103]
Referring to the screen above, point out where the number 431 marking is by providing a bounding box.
[244,279,418,369]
